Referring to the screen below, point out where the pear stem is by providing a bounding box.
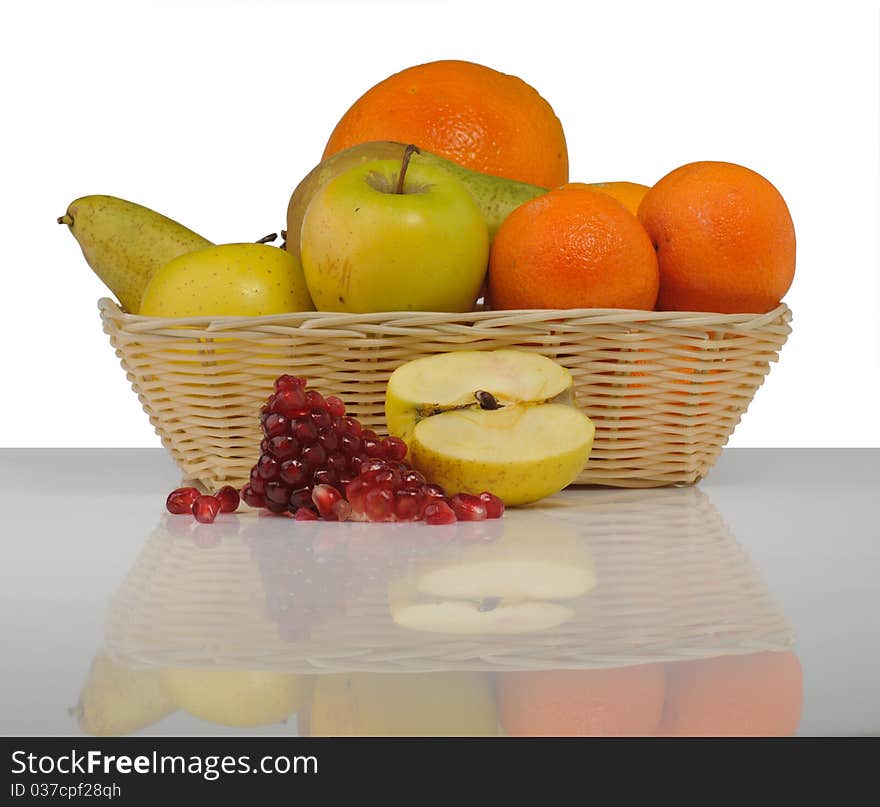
[394,144,421,194]
[256,233,278,244]
[58,214,73,226]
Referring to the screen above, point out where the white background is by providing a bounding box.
[1,0,878,447]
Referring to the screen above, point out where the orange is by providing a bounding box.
[323,60,568,189]
[561,181,650,216]
[488,187,659,310]
[638,161,796,313]
[497,664,666,737]
[658,651,803,737]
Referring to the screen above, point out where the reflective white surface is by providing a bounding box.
[0,448,877,736]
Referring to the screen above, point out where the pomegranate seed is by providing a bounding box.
[263,413,290,439]
[260,437,270,454]
[340,433,361,456]
[360,458,387,474]
[312,468,339,488]
[364,487,394,522]
[326,396,346,417]
[265,482,290,506]
[257,454,280,481]
[332,499,352,521]
[310,409,331,429]
[450,493,488,521]
[305,390,325,410]
[343,417,362,435]
[401,470,426,489]
[312,484,343,519]
[302,443,327,468]
[479,491,505,519]
[423,500,457,525]
[192,495,221,524]
[362,437,383,457]
[361,429,378,440]
[383,437,408,461]
[216,485,240,513]
[345,476,371,513]
[288,488,313,511]
[268,435,300,461]
[274,374,304,392]
[274,387,308,418]
[279,458,308,487]
[292,419,318,444]
[318,429,339,452]
[249,472,266,495]
[241,484,266,508]
[394,488,423,521]
[265,500,290,514]
[423,483,447,501]
[338,473,354,488]
[294,507,319,521]
[373,468,402,489]
[327,452,347,474]
[166,487,200,515]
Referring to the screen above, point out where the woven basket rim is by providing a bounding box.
[98,297,792,333]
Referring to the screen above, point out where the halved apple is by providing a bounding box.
[385,350,595,505]
[387,510,596,635]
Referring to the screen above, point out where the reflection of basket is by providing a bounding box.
[104,487,794,674]
[99,298,791,490]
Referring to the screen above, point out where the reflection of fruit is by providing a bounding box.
[160,668,311,728]
[323,60,568,189]
[308,672,497,736]
[286,142,546,263]
[388,511,595,635]
[300,150,489,313]
[560,181,650,216]
[488,187,659,310]
[638,161,796,313]
[386,350,595,505]
[58,195,212,313]
[658,651,803,736]
[140,243,313,317]
[498,665,666,737]
[72,652,176,736]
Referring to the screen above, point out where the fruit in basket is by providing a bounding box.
[286,141,546,261]
[385,350,595,505]
[637,161,796,313]
[560,181,650,216]
[388,510,595,634]
[72,652,176,736]
[139,243,314,317]
[307,672,498,736]
[241,373,504,524]
[300,145,489,313]
[160,668,311,728]
[658,651,803,736]
[498,664,667,736]
[58,195,212,314]
[488,186,659,310]
[323,60,568,189]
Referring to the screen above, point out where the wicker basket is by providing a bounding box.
[99,297,791,489]
[104,487,794,673]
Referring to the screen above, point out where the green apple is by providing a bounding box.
[300,147,489,312]
[139,242,314,317]
[385,350,595,505]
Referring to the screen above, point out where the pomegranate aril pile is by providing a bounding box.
[245,375,504,524]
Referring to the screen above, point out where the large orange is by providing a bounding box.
[497,664,667,737]
[658,651,803,737]
[323,60,568,189]
[638,161,796,313]
[488,187,659,310]
[561,181,650,216]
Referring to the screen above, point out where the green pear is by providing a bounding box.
[71,652,176,736]
[58,195,212,313]
[286,141,546,262]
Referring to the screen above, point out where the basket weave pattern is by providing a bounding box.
[100,298,791,489]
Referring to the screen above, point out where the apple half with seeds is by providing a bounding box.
[385,350,595,506]
[387,511,596,635]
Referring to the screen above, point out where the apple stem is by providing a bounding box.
[395,144,421,194]
[255,233,278,244]
[475,391,501,410]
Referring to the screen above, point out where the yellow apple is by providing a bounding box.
[160,668,312,728]
[385,350,595,505]
[139,242,314,317]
